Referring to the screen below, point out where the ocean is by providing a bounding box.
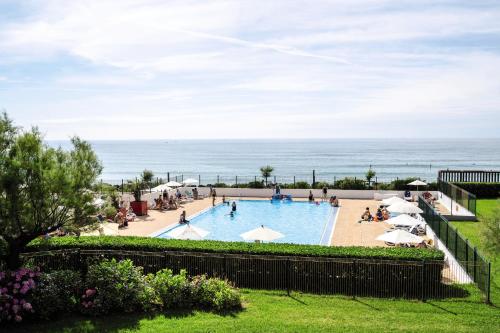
[48,139,500,185]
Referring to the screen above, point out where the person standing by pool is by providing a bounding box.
[322,186,328,201]
[308,190,314,202]
[275,184,281,195]
[212,188,217,206]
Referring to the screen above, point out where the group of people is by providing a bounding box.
[359,205,390,223]
[307,189,339,207]
[113,200,136,229]
[153,189,181,211]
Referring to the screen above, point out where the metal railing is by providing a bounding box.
[20,249,480,301]
[438,180,477,215]
[418,196,491,302]
[438,170,500,183]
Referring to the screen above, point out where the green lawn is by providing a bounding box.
[7,289,500,333]
[450,199,500,305]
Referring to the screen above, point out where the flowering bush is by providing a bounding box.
[31,270,82,320]
[81,258,146,315]
[0,268,39,323]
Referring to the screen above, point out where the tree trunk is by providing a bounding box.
[5,240,25,270]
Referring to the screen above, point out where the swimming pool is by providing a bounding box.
[156,200,339,245]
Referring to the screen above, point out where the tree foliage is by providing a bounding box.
[0,113,102,268]
[260,165,274,186]
[480,202,500,255]
[141,169,154,186]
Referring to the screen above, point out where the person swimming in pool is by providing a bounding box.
[231,201,237,212]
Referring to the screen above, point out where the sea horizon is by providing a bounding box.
[47,138,500,185]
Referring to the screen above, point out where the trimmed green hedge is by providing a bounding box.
[26,236,444,261]
[453,182,500,198]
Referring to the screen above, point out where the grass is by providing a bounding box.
[7,289,499,333]
[450,199,500,305]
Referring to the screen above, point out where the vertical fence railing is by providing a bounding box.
[438,170,500,183]
[19,249,480,301]
[418,196,490,302]
[437,180,477,215]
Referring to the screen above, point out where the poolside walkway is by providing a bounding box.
[330,199,390,247]
[117,198,214,237]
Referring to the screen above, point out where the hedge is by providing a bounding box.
[26,236,444,261]
[452,182,500,198]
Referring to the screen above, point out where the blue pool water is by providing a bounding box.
[157,200,338,245]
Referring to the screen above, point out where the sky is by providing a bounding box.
[1,0,500,140]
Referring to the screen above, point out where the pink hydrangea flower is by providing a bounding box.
[22,302,32,311]
[14,315,22,322]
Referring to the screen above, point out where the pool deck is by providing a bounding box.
[115,197,392,247]
[330,199,389,247]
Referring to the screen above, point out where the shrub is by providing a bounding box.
[452,182,500,198]
[192,275,241,311]
[313,181,331,189]
[146,269,193,309]
[103,205,117,218]
[213,183,228,188]
[27,236,444,261]
[0,268,39,323]
[82,259,146,315]
[31,270,82,320]
[247,181,264,188]
[334,177,366,190]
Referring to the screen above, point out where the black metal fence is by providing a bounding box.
[438,170,500,183]
[20,249,477,301]
[438,180,477,215]
[418,196,490,302]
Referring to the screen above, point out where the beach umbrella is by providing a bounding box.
[183,178,199,186]
[407,180,427,192]
[381,196,405,206]
[93,198,106,207]
[151,184,172,192]
[376,229,424,244]
[240,225,284,242]
[385,214,424,227]
[167,224,209,240]
[165,181,182,187]
[387,202,423,214]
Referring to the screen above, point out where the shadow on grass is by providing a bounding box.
[6,307,244,333]
[352,299,381,311]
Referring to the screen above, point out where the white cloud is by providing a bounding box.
[1,0,499,139]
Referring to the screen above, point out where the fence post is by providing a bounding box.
[217,175,220,184]
[486,262,491,304]
[312,170,316,187]
[235,176,238,186]
[223,255,227,280]
[199,174,201,185]
[445,223,449,247]
[167,172,170,182]
[286,258,291,296]
[352,259,357,299]
[421,260,426,302]
[465,239,469,274]
[454,232,458,258]
[293,176,296,186]
[473,247,477,282]
[121,179,124,195]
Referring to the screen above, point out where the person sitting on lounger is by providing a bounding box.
[168,197,177,210]
[308,190,314,202]
[381,206,390,220]
[179,210,189,224]
[360,207,373,222]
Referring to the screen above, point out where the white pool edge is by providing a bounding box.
[319,206,340,246]
[149,202,223,237]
